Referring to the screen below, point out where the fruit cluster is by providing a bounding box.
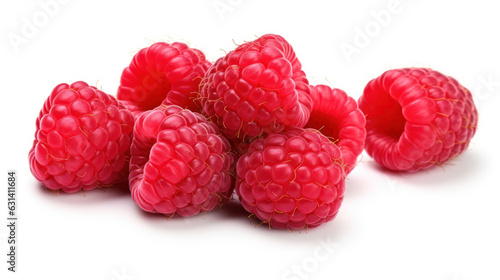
[29,34,478,230]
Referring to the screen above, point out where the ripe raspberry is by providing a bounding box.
[129,105,236,217]
[119,100,143,120]
[117,42,211,115]
[29,82,134,193]
[305,85,366,174]
[200,34,312,143]
[236,128,345,230]
[359,68,478,172]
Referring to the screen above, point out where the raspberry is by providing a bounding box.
[305,85,366,174]
[117,42,211,115]
[119,100,143,120]
[358,68,478,172]
[29,82,134,193]
[235,128,345,230]
[200,34,312,143]
[129,105,236,217]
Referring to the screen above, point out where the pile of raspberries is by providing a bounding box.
[29,34,478,230]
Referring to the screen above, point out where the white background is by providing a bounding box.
[1,0,499,279]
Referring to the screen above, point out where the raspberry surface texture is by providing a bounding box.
[236,128,345,230]
[29,81,134,193]
[200,34,312,143]
[129,105,236,217]
[305,85,366,174]
[359,68,478,172]
[117,42,211,115]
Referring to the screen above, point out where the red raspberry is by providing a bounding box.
[305,85,366,174]
[29,82,134,193]
[119,100,143,120]
[129,105,236,217]
[117,42,211,115]
[200,34,312,143]
[359,68,478,172]
[235,128,345,230]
